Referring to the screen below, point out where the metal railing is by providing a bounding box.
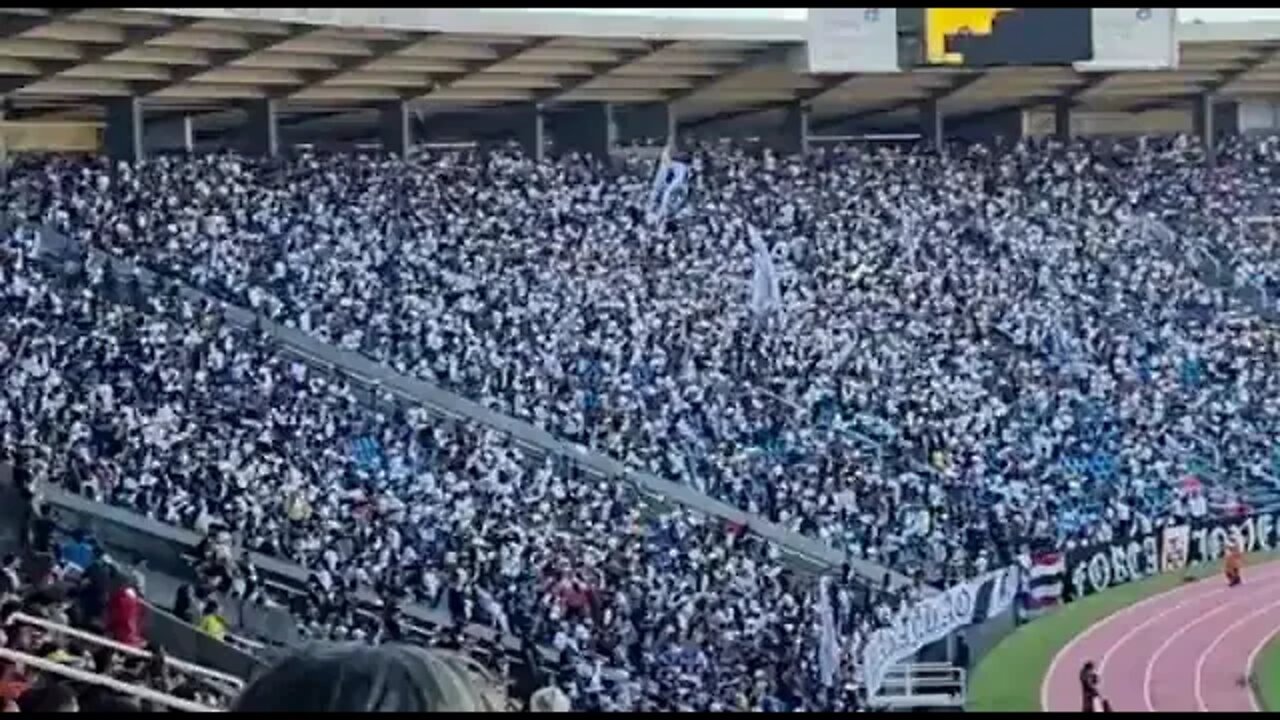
[6,611,243,697]
[866,662,967,710]
[0,646,220,713]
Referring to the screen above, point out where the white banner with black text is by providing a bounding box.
[861,564,1019,697]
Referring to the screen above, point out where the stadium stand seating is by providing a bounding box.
[2,130,1280,710]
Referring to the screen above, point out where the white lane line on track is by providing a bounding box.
[1194,597,1280,712]
[1142,573,1280,712]
[1099,587,1228,677]
[1041,562,1280,712]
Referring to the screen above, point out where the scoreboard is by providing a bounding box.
[803,7,1178,73]
[924,8,1093,66]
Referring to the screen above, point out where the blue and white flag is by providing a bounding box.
[748,226,782,316]
[647,144,691,225]
[351,435,384,472]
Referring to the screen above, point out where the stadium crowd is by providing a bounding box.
[0,214,881,710]
[2,131,1280,710]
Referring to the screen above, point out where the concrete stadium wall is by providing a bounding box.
[0,464,23,555]
[962,607,1019,670]
[1238,98,1280,134]
[143,602,267,682]
[1024,108,1193,137]
[0,121,102,154]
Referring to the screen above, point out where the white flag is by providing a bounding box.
[646,142,691,225]
[646,143,672,215]
[749,226,782,316]
[817,576,840,688]
[658,160,690,221]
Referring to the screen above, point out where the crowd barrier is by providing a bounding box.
[143,602,267,683]
[1,463,265,682]
[1061,510,1272,601]
[950,508,1279,702]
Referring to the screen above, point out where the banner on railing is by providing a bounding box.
[1060,511,1276,602]
[861,564,1018,697]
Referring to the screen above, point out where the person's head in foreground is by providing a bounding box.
[231,643,506,712]
[530,685,571,712]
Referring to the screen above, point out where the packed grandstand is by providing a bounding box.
[3,5,1280,714]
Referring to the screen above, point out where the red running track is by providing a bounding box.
[1042,561,1280,712]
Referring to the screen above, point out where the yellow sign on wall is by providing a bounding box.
[925,8,1014,65]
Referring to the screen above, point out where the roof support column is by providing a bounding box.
[1053,99,1071,140]
[553,102,616,160]
[240,98,279,157]
[615,102,676,146]
[771,102,810,156]
[377,100,411,158]
[1192,93,1216,167]
[104,97,144,164]
[920,98,943,153]
[515,103,545,163]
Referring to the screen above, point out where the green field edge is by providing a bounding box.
[968,552,1280,713]
[1249,632,1280,712]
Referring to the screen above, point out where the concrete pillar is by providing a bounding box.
[1192,93,1215,166]
[240,98,279,157]
[552,102,616,159]
[104,97,144,164]
[144,115,193,155]
[377,100,411,158]
[615,102,676,145]
[515,103,545,162]
[772,103,811,155]
[1053,100,1071,140]
[920,98,943,152]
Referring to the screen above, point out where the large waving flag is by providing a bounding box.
[748,226,782,317]
[647,142,691,225]
[817,576,841,688]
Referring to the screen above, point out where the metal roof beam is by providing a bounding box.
[810,71,982,134]
[680,103,775,131]
[1128,43,1280,114]
[0,8,86,40]
[134,24,314,97]
[1123,95,1192,115]
[932,71,987,104]
[278,107,373,132]
[270,32,438,100]
[534,40,677,106]
[936,72,1114,123]
[682,72,859,130]
[0,16,200,95]
[666,44,795,104]
[1204,43,1280,93]
[945,101,1041,127]
[411,36,558,102]
[1063,71,1114,101]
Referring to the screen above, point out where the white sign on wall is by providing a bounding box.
[804,8,901,74]
[1078,8,1178,70]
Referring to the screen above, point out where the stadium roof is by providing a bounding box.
[2,7,1280,137]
